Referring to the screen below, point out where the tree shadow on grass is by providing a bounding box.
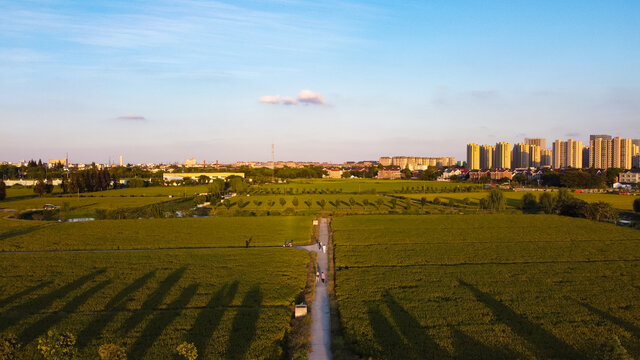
[20,279,110,345]
[0,280,53,308]
[226,285,262,360]
[121,267,186,334]
[367,303,412,359]
[188,281,239,357]
[0,269,105,333]
[382,292,448,359]
[0,223,50,242]
[128,283,199,359]
[77,270,156,347]
[577,301,640,338]
[449,326,518,360]
[459,280,583,359]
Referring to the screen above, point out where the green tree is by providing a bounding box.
[291,197,299,209]
[486,189,505,212]
[521,193,538,213]
[267,200,276,208]
[375,198,384,209]
[0,180,6,201]
[596,335,630,360]
[34,178,46,197]
[222,199,232,210]
[633,198,640,213]
[279,198,286,207]
[448,198,455,207]
[349,197,356,208]
[432,197,441,205]
[362,198,370,209]
[318,199,326,209]
[420,197,427,210]
[197,175,210,185]
[37,330,78,360]
[539,192,557,214]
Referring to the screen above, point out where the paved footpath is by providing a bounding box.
[297,218,332,360]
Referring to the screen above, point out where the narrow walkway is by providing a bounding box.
[297,218,332,360]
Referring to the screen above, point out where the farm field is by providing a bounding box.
[258,179,482,194]
[0,216,313,251]
[331,215,640,359]
[215,194,420,215]
[401,191,637,210]
[0,248,309,359]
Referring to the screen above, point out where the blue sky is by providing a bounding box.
[1,0,639,163]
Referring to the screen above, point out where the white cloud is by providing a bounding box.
[297,89,326,105]
[281,96,297,105]
[259,95,281,104]
[117,114,146,121]
[259,90,327,106]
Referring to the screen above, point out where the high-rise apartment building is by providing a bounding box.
[590,134,612,142]
[540,149,552,167]
[565,139,583,168]
[589,137,612,169]
[467,144,480,170]
[582,146,590,169]
[553,139,583,168]
[493,142,511,169]
[479,145,494,170]
[552,140,565,168]
[511,143,530,168]
[529,144,541,168]
[524,138,547,150]
[379,157,392,166]
[619,138,633,169]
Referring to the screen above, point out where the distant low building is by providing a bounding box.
[490,169,513,180]
[619,170,640,184]
[377,168,402,180]
[323,169,343,179]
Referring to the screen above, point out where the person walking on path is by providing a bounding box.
[316,269,320,283]
[321,271,325,284]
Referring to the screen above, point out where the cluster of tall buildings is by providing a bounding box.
[379,156,457,170]
[467,136,640,170]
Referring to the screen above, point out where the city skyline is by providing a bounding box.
[1,1,640,163]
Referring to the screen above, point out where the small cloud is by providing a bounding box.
[117,114,146,121]
[281,96,297,105]
[297,89,327,105]
[565,132,580,138]
[259,95,281,104]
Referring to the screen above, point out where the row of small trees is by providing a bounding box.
[1,331,198,360]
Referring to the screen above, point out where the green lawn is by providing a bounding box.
[331,215,640,359]
[0,216,313,251]
[257,179,482,194]
[0,248,309,359]
[401,191,638,211]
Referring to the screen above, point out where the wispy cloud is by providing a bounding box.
[297,89,326,105]
[259,95,281,104]
[259,90,327,106]
[117,114,146,121]
[282,96,297,105]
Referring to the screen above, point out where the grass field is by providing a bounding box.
[0,248,309,359]
[216,194,421,215]
[401,191,638,211]
[331,215,640,359]
[0,216,313,251]
[257,179,482,194]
